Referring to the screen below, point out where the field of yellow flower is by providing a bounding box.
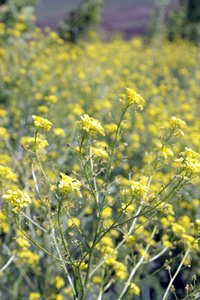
[1,21,200,300]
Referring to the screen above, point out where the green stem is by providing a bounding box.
[57,196,74,265]
[89,146,99,208]
[118,226,157,300]
[162,239,200,300]
[14,214,69,264]
[79,134,100,214]
[66,211,90,249]
[20,211,47,233]
[51,228,77,299]
[113,177,184,228]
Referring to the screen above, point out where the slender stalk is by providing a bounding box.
[146,246,169,263]
[100,105,128,211]
[118,226,157,300]
[89,146,99,207]
[79,134,100,214]
[162,240,200,300]
[20,211,47,233]
[0,255,15,272]
[51,228,77,299]
[14,214,69,264]
[57,196,74,265]
[66,211,90,249]
[113,177,184,228]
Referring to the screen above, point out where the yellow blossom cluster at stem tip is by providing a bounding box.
[3,189,32,213]
[176,147,200,173]
[32,115,52,131]
[0,165,12,179]
[76,114,105,136]
[130,180,149,195]
[0,165,17,182]
[91,147,108,159]
[125,87,145,109]
[170,116,186,129]
[129,282,140,296]
[58,173,82,197]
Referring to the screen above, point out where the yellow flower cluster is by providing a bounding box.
[0,127,10,139]
[3,189,32,213]
[0,165,17,182]
[29,293,41,300]
[0,165,12,179]
[18,249,40,265]
[125,87,145,109]
[16,237,30,248]
[21,136,49,150]
[176,147,200,173]
[32,115,52,131]
[0,211,8,233]
[77,114,105,136]
[129,282,140,296]
[155,143,174,158]
[130,181,149,195]
[58,173,82,197]
[53,128,66,137]
[52,276,65,289]
[44,95,58,103]
[170,116,186,129]
[91,147,108,159]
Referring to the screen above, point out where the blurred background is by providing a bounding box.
[35,0,158,39]
[1,0,200,43]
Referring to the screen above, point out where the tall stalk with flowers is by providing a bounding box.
[1,88,200,300]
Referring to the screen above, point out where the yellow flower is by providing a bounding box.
[0,210,8,233]
[77,114,105,136]
[53,128,66,137]
[50,185,57,191]
[32,115,52,131]
[130,181,149,195]
[37,105,49,113]
[175,147,200,173]
[68,217,81,227]
[29,293,41,300]
[3,189,32,213]
[21,136,48,151]
[125,87,145,108]
[129,283,140,296]
[91,147,108,159]
[59,173,82,197]
[80,262,88,269]
[92,276,102,283]
[0,109,7,117]
[16,237,30,248]
[18,249,39,265]
[170,116,186,129]
[0,127,10,139]
[196,219,200,230]
[104,123,118,133]
[0,165,12,179]
[54,276,65,289]
[0,154,11,165]
[114,262,127,280]
[44,95,58,103]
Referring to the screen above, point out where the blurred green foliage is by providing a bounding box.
[0,0,37,30]
[167,0,200,43]
[149,0,200,44]
[58,0,103,43]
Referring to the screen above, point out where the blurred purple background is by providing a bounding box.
[35,0,177,39]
